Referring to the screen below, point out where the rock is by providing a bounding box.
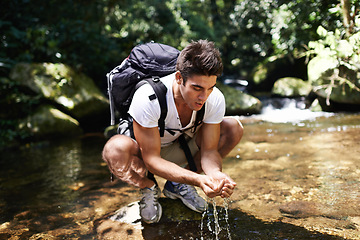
[279,201,322,218]
[308,56,360,107]
[251,56,286,89]
[314,78,360,105]
[17,104,82,139]
[272,77,312,97]
[217,82,262,115]
[104,125,118,139]
[250,55,307,91]
[9,63,109,127]
[109,199,202,224]
[307,56,338,83]
[96,198,203,239]
[110,201,142,225]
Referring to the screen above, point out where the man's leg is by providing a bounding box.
[102,134,154,189]
[194,116,243,172]
[218,116,244,158]
[159,135,207,212]
[102,134,162,223]
[163,117,243,210]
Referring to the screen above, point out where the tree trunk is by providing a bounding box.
[340,0,353,36]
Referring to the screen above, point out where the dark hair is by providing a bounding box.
[176,39,223,82]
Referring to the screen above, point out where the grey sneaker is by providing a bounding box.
[139,185,162,224]
[163,181,207,213]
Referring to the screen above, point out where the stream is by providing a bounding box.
[1,98,359,239]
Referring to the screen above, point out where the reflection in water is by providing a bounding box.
[0,137,108,223]
[0,101,359,238]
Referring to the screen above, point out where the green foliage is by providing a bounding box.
[1,0,342,80]
[223,0,340,75]
[308,26,360,67]
[0,77,41,148]
[0,0,116,80]
[307,25,360,104]
[104,0,186,54]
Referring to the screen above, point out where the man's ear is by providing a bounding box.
[175,71,182,85]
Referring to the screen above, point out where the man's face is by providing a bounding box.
[179,74,217,111]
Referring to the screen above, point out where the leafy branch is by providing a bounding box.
[313,68,360,105]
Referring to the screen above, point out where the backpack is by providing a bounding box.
[106,42,204,138]
[107,42,179,137]
[106,42,204,172]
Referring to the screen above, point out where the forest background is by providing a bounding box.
[1,0,359,147]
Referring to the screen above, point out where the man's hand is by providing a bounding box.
[208,171,236,198]
[197,173,236,198]
[197,175,224,198]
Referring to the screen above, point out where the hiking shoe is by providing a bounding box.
[139,185,162,224]
[163,181,207,213]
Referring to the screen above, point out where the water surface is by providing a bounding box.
[1,102,359,239]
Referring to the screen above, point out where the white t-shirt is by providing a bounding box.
[128,73,225,146]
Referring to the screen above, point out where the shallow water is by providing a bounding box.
[0,136,106,222]
[1,101,360,239]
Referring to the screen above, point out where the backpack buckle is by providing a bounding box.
[152,76,160,82]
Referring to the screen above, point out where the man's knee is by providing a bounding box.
[221,116,243,145]
[102,135,139,163]
[103,135,150,187]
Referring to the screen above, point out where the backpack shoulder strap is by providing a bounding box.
[192,103,205,133]
[106,72,116,126]
[135,76,168,137]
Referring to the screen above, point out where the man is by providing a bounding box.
[102,40,243,224]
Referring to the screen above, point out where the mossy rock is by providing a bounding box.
[308,56,360,105]
[9,63,109,121]
[217,82,262,115]
[272,77,312,97]
[307,56,338,83]
[17,104,83,139]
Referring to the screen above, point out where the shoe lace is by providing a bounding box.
[140,187,159,205]
[178,184,198,198]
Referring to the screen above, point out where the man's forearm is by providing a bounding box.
[144,155,201,186]
[201,149,223,175]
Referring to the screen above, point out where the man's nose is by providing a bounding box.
[198,92,206,101]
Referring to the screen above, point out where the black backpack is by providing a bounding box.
[107,42,204,137]
[107,42,179,137]
[106,42,204,172]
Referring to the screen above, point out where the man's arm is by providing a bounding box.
[133,120,222,197]
[199,123,236,198]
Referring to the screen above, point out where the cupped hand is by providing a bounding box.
[198,175,225,198]
[208,171,236,198]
